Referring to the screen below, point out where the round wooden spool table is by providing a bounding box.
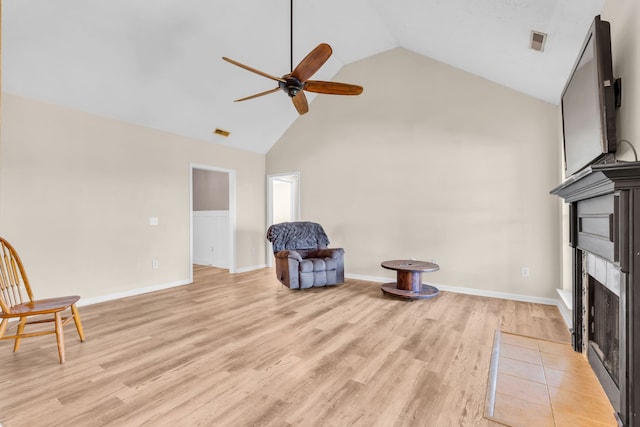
[380,259,440,300]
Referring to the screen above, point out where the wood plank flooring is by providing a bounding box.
[0,267,572,426]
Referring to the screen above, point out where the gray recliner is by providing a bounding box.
[266,221,345,289]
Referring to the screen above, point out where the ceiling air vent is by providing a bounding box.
[213,128,231,137]
[530,30,547,52]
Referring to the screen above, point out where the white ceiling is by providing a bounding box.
[3,0,606,154]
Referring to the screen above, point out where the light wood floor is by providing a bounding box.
[0,267,572,426]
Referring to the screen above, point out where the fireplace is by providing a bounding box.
[583,253,623,411]
[589,277,619,386]
[551,162,640,427]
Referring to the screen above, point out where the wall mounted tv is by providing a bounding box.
[561,15,617,178]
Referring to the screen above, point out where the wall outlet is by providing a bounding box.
[152,260,159,269]
[149,217,159,226]
[521,266,530,277]
[431,258,437,264]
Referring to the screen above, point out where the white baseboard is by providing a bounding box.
[236,264,267,273]
[76,265,266,308]
[77,279,191,307]
[556,288,573,330]
[75,271,569,327]
[345,273,562,307]
[346,273,392,284]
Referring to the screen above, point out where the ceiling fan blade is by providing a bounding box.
[291,43,332,82]
[304,80,363,96]
[291,91,309,115]
[234,87,281,102]
[222,57,286,83]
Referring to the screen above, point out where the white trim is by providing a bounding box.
[266,172,301,268]
[193,210,229,215]
[556,288,573,329]
[345,273,561,306]
[557,288,573,309]
[345,273,393,283]
[69,273,570,327]
[192,210,230,267]
[437,283,559,306]
[77,279,191,307]
[235,264,268,273]
[190,163,237,278]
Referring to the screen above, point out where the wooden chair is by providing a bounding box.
[0,237,85,363]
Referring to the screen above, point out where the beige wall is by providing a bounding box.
[267,48,561,299]
[193,169,229,211]
[0,94,265,300]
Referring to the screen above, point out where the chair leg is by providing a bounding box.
[0,318,8,340]
[13,317,27,352]
[71,304,85,342]
[54,312,65,364]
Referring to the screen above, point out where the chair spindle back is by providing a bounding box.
[0,237,34,314]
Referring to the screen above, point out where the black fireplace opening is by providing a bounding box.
[588,275,620,388]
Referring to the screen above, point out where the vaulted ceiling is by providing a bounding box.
[3,0,605,153]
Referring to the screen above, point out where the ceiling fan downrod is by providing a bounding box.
[290,0,293,72]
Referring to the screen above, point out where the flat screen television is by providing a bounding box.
[561,15,617,178]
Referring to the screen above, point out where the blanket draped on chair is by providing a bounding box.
[266,221,330,253]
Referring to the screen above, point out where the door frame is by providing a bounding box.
[190,163,237,281]
[266,172,301,267]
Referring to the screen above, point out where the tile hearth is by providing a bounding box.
[485,331,617,427]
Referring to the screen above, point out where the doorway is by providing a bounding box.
[266,172,300,266]
[190,164,236,281]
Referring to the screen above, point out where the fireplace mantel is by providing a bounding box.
[552,161,640,202]
[551,161,640,426]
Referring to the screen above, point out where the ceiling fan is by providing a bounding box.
[221,1,363,115]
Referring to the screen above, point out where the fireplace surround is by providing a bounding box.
[583,252,623,410]
[552,162,640,426]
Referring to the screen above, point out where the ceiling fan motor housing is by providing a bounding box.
[280,75,304,97]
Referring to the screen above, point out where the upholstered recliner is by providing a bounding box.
[266,221,345,289]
